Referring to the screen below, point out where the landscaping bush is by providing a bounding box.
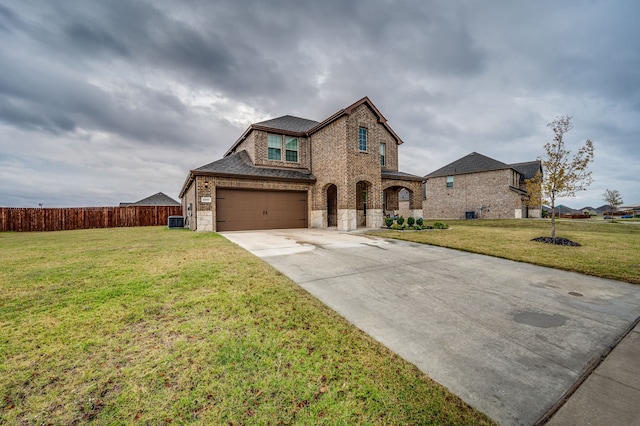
[397,216,405,226]
[413,225,422,230]
[385,217,394,228]
[416,217,424,226]
[407,217,415,226]
[434,222,449,229]
[391,224,404,230]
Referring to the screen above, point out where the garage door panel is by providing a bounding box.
[216,189,307,231]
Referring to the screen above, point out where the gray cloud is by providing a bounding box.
[0,0,638,208]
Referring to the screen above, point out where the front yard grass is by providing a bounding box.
[369,219,640,284]
[0,227,493,425]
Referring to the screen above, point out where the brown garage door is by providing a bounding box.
[216,189,308,231]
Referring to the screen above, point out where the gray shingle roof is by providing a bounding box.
[253,115,319,133]
[382,170,424,181]
[509,161,542,180]
[195,150,316,182]
[120,192,180,206]
[425,152,509,178]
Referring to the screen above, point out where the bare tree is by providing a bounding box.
[602,189,623,222]
[537,116,594,241]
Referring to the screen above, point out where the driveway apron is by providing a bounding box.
[221,228,640,426]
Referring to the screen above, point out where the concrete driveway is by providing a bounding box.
[221,228,640,425]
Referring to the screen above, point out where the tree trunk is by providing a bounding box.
[550,198,556,242]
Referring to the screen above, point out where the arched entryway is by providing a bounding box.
[327,184,337,227]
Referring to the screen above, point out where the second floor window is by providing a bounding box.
[446,176,454,188]
[359,127,367,151]
[379,143,386,166]
[285,137,298,162]
[268,134,299,163]
[268,134,282,160]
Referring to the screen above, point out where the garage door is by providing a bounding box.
[216,189,308,231]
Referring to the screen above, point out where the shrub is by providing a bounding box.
[384,217,394,228]
[396,216,405,226]
[423,225,433,230]
[434,222,449,229]
[407,217,415,226]
[416,217,424,226]
[413,225,422,230]
[390,224,403,230]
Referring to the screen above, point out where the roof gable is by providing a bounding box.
[225,96,403,157]
[307,96,403,145]
[425,152,509,178]
[509,160,542,180]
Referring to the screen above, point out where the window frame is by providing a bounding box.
[358,127,368,152]
[268,134,282,161]
[446,176,454,188]
[379,143,386,166]
[284,136,299,163]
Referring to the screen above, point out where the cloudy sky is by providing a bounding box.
[1,0,638,209]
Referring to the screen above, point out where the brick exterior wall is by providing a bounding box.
[424,169,525,219]
[308,104,406,229]
[182,100,421,232]
[251,131,312,170]
[181,182,197,230]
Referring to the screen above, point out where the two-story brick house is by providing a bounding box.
[180,97,424,231]
[423,152,542,219]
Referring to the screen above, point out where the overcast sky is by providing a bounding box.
[1,0,638,209]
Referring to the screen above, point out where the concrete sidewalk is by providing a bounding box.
[545,321,640,425]
[222,228,640,425]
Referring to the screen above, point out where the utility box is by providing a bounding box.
[167,216,184,229]
[465,211,476,220]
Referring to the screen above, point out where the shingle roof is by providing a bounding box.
[425,152,509,178]
[120,192,180,206]
[194,150,316,182]
[253,115,319,133]
[382,170,424,181]
[509,161,542,180]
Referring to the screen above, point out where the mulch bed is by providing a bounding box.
[531,237,581,246]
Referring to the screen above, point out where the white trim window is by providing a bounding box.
[285,137,298,162]
[446,176,454,188]
[268,134,282,160]
[359,127,367,151]
[379,143,386,166]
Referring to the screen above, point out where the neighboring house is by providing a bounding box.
[120,192,180,207]
[423,152,542,219]
[179,97,424,232]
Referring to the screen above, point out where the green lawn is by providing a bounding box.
[369,219,640,285]
[0,227,492,425]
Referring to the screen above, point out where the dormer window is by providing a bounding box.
[268,134,299,163]
[285,137,298,162]
[268,134,282,160]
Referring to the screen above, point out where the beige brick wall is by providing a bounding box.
[424,169,523,219]
[234,132,256,163]
[252,130,311,170]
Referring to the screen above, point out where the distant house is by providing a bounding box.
[423,152,542,219]
[120,192,180,207]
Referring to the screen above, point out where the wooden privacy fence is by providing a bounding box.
[0,206,183,232]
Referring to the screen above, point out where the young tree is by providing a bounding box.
[537,116,594,241]
[602,189,623,222]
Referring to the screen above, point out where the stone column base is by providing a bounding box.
[310,210,326,228]
[367,209,384,228]
[337,209,356,231]
[196,210,213,232]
